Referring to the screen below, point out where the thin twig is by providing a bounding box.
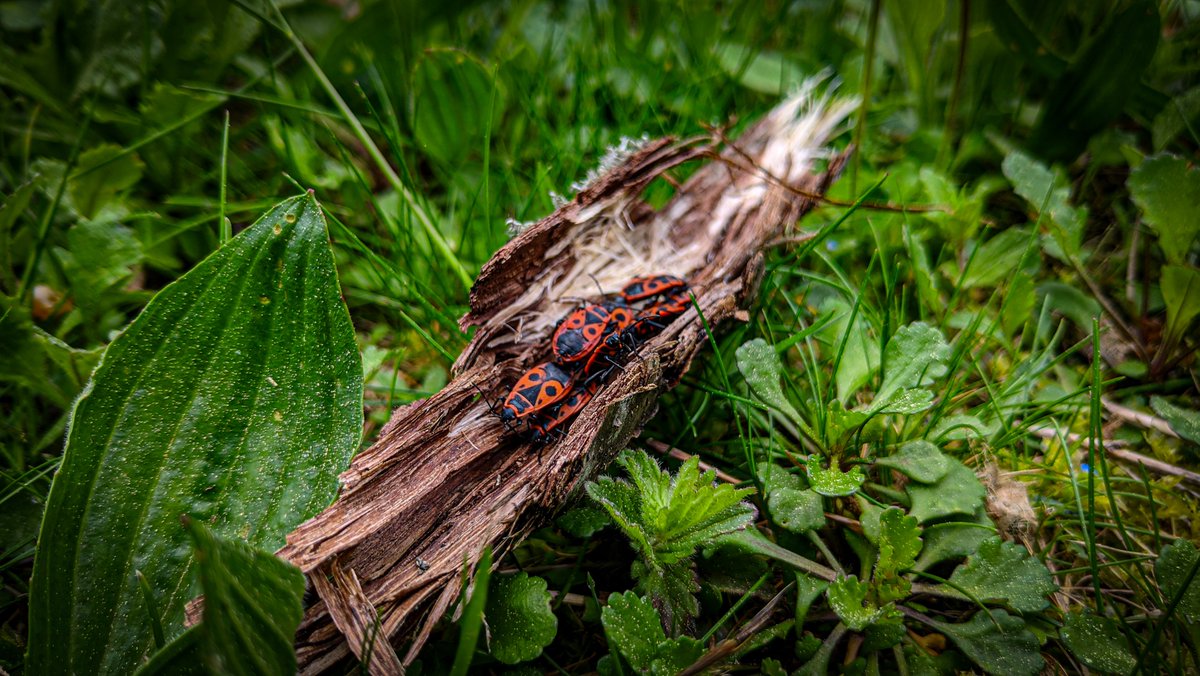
[1102,398,1179,438]
[677,582,795,676]
[1028,426,1200,486]
[645,439,745,484]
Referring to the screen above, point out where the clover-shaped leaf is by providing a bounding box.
[876,441,950,483]
[758,463,825,533]
[906,457,986,523]
[913,517,996,571]
[948,537,1056,613]
[485,573,557,664]
[1060,610,1136,675]
[827,576,892,631]
[806,459,865,497]
[601,591,702,675]
[875,508,922,602]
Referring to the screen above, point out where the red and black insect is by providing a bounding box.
[580,304,636,382]
[620,274,688,305]
[631,288,691,339]
[553,302,626,364]
[499,361,574,423]
[527,379,600,443]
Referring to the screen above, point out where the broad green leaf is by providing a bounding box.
[930,414,998,442]
[557,505,611,538]
[68,144,145,219]
[875,508,921,602]
[906,457,986,523]
[758,463,825,534]
[601,591,702,675]
[870,323,949,412]
[794,573,830,625]
[876,441,949,484]
[913,518,996,571]
[862,619,907,652]
[1150,397,1200,447]
[59,217,143,312]
[824,400,869,445]
[948,537,1056,613]
[961,228,1034,289]
[933,610,1042,676]
[715,43,806,95]
[818,298,879,404]
[1152,86,1200,150]
[1128,154,1200,264]
[1160,265,1200,352]
[874,388,935,414]
[1156,539,1200,623]
[413,48,498,165]
[737,338,803,426]
[1001,150,1086,258]
[1002,271,1038,338]
[486,573,558,664]
[185,519,305,676]
[27,194,363,675]
[1028,0,1159,163]
[827,576,890,631]
[1060,610,1136,675]
[1038,281,1102,331]
[806,459,865,497]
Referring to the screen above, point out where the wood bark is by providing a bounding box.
[271,87,856,673]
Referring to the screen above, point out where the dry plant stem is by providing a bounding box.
[1028,426,1200,486]
[258,90,855,674]
[645,439,744,484]
[1101,398,1179,438]
[677,582,796,676]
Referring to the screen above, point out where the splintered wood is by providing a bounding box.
[278,86,856,674]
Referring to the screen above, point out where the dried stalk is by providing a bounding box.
[268,86,855,674]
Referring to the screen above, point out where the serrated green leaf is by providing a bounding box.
[1150,397,1200,447]
[737,338,803,426]
[601,591,702,674]
[184,519,305,676]
[906,458,986,523]
[60,217,142,312]
[933,609,1042,676]
[1156,539,1200,623]
[27,194,363,675]
[913,517,996,571]
[876,441,950,483]
[758,463,825,534]
[486,573,558,664]
[586,476,653,557]
[876,508,921,602]
[1129,154,1200,265]
[825,400,869,444]
[870,323,949,412]
[1060,610,1136,675]
[1001,150,1086,258]
[948,537,1056,613]
[827,576,889,631]
[807,460,865,497]
[632,559,699,638]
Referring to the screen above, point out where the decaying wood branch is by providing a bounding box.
[275,85,857,673]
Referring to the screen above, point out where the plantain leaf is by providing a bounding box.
[486,573,558,664]
[27,193,363,675]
